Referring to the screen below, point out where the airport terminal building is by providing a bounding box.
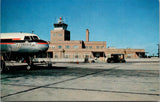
[46,18,145,60]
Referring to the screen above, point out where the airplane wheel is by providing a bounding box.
[27,65,31,70]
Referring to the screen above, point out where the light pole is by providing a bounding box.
[157,44,160,58]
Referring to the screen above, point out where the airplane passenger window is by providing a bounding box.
[24,36,31,40]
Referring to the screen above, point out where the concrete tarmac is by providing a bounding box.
[1,62,160,101]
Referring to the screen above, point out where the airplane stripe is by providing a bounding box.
[12,38,21,40]
[0,43,15,44]
[0,39,47,43]
[0,38,21,40]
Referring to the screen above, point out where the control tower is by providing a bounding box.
[51,17,70,42]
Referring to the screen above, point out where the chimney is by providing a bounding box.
[86,29,89,42]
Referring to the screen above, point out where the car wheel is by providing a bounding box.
[111,60,114,63]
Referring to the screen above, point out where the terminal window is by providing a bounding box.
[65,55,68,58]
[73,45,79,49]
[65,45,70,49]
[53,34,56,36]
[58,34,62,36]
[58,45,62,49]
[74,53,79,58]
[49,46,55,49]
[101,46,104,49]
[54,54,58,58]
[96,46,99,49]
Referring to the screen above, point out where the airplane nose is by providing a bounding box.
[43,41,49,51]
[37,41,49,52]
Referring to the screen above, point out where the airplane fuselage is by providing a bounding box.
[0,33,49,54]
[1,39,49,54]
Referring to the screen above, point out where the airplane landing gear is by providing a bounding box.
[0,60,5,72]
[25,56,34,70]
[26,65,31,70]
[0,60,9,73]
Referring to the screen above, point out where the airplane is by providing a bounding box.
[0,32,49,72]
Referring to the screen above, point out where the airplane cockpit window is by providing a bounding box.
[24,36,31,41]
[30,36,34,40]
[33,36,39,40]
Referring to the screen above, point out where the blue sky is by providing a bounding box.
[1,0,159,56]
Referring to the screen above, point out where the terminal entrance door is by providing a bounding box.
[136,52,145,58]
[37,52,53,58]
[47,52,53,58]
[92,52,105,59]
